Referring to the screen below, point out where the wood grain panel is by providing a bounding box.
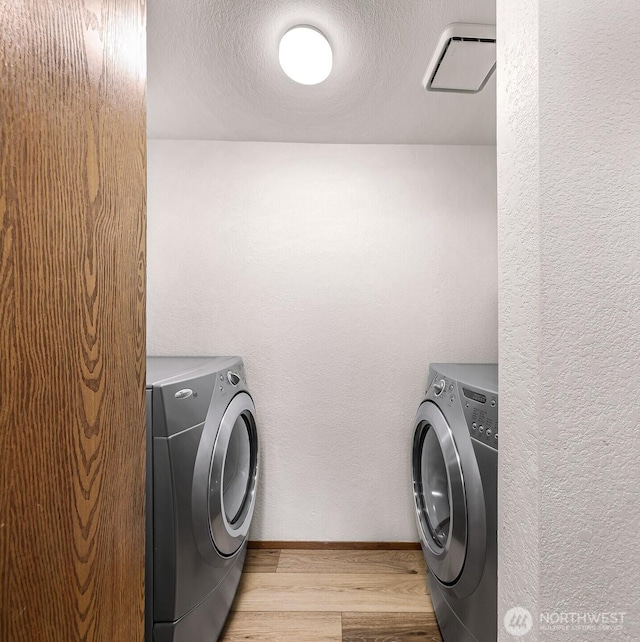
[0,1,146,640]
[342,612,442,642]
[277,550,426,575]
[220,611,342,641]
[232,574,432,613]
[244,549,281,573]
[249,541,421,551]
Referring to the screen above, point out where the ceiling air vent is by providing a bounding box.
[423,23,496,93]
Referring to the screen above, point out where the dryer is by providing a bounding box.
[412,363,498,642]
[146,357,259,642]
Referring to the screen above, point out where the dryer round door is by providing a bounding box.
[191,391,259,560]
[412,400,467,585]
[209,392,259,556]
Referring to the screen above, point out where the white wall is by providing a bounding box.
[498,0,640,639]
[148,140,497,541]
[496,0,540,629]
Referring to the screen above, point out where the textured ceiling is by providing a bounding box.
[148,0,496,144]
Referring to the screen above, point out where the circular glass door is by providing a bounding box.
[412,401,467,585]
[208,393,259,556]
[222,414,254,525]
[419,427,451,548]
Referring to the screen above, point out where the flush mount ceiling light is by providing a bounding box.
[279,26,332,85]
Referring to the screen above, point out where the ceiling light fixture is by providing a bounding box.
[279,26,332,85]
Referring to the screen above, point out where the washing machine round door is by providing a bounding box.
[208,392,259,556]
[412,401,467,585]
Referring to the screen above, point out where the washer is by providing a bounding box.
[411,363,497,642]
[146,357,260,642]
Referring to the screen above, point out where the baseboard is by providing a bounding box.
[247,541,421,550]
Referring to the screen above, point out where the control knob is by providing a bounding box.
[433,379,446,396]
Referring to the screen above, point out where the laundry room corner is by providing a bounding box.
[7,1,640,641]
[147,139,498,542]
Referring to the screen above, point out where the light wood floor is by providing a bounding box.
[220,549,443,642]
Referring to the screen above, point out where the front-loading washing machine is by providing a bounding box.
[146,357,260,642]
[412,363,498,642]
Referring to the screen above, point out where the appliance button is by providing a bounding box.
[433,379,446,396]
[472,422,477,432]
[479,426,484,434]
[486,429,492,438]
[227,371,241,386]
[494,433,498,442]
[491,398,496,407]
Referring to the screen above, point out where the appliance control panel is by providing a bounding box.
[461,385,498,450]
[217,362,246,395]
[428,373,459,408]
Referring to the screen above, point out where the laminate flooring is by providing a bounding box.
[220,549,443,642]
